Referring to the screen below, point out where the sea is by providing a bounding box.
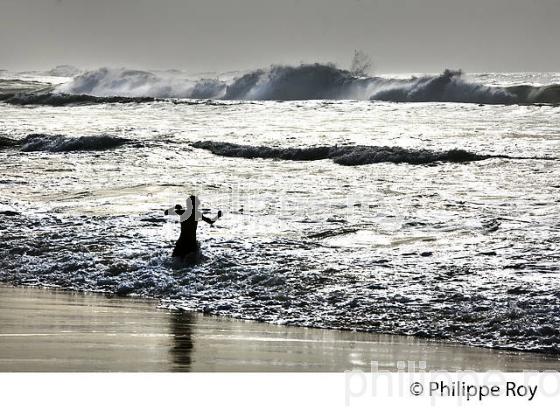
[1,64,559,354]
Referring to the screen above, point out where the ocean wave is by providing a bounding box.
[0,135,19,148]
[0,92,157,106]
[190,141,505,166]
[369,69,517,104]
[53,64,374,101]
[56,67,226,99]
[43,65,82,78]
[0,92,253,106]
[222,64,372,100]
[20,134,131,152]
[47,65,560,105]
[0,79,54,96]
[369,69,560,104]
[2,65,560,106]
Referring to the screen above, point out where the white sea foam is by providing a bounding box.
[56,67,226,99]
[52,65,560,104]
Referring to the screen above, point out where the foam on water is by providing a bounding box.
[2,65,560,106]
[45,65,560,105]
[56,67,226,99]
[1,209,559,354]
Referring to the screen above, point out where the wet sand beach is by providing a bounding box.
[0,285,558,372]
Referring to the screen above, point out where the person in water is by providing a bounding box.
[164,195,222,258]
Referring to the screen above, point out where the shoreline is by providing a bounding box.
[1,284,559,372]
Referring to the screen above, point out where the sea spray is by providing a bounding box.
[44,64,560,105]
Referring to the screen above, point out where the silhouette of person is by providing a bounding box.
[164,195,222,258]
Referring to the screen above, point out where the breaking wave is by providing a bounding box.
[43,65,82,78]
[20,134,131,152]
[2,65,559,106]
[57,67,226,99]
[45,65,560,105]
[191,141,508,166]
[370,69,516,104]
[222,64,371,100]
[370,69,560,105]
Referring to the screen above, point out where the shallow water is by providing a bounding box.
[2,285,559,372]
[1,71,559,354]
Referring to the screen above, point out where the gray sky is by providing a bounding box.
[1,0,559,73]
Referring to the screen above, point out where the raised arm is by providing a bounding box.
[202,210,222,225]
[164,205,186,216]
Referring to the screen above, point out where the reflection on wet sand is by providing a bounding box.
[169,312,194,371]
[0,285,559,372]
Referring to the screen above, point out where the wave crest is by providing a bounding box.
[369,69,518,104]
[56,67,226,99]
[223,63,370,100]
[20,134,131,152]
[190,141,502,166]
[0,136,19,148]
[0,93,157,106]
[2,64,558,105]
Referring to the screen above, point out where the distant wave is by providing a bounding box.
[20,134,131,152]
[56,67,226,99]
[0,136,19,148]
[369,69,516,104]
[0,93,157,106]
[2,64,560,106]
[222,64,373,100]
[57,65,560,105]
[369,69,560,105]
[190,141,510,166]
[52,64,385,101]
[0,78,54,96]
[43,65,82,78]
[0,92,250,106]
